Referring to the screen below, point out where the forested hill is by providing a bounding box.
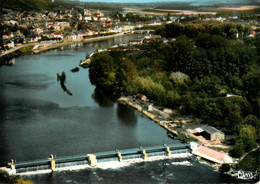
[0,0,74,10]
[89,22,259,158]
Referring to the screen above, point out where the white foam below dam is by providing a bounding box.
[3,152,192,176]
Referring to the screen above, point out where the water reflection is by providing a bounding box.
[0,58,16,67]
[45,54,73,57]
[91,89,114,107]
[57,71,73,96]
[117,103,137,125]
[8,58,16,65]
[1,33,162,163]
[4,73,54,90]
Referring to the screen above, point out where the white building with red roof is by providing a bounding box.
[190,142,233,164]
[53,32,63,39]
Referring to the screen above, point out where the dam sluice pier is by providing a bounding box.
[2,143,190,175]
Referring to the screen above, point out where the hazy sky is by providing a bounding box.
[78,0,257,5]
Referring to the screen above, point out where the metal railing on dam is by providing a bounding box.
[2,143,190,175]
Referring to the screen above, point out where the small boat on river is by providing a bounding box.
[71,67,79,72]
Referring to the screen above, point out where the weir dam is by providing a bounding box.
[2,143,190,175]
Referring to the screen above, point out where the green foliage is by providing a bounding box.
[157,22,252,39]
[89,25,259,144]
[166,35,195,75]
[237,148,260,172]
[230,124,258,158]
[242,115,258,127]
[89,52,115,91]
[120,13,154,22]
[1,0,52,10]
[219,164,231,173]
[169,72,189,85]
[242,67,260,116]
[0,170,34,184]
[195,33,226,49]
[133,76,167,105]
[230,139,245,158]
[239,125,257,151]
[1,0,77,10]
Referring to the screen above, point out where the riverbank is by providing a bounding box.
[32,32,126,54]
[0,45,34,66]
[0,170,33,184]
[0,33,129,65]
[117,96,259,180]
[118,96,178,135]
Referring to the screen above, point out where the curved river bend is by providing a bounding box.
[0,34,253,183]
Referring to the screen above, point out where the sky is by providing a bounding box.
[78,0,258,5]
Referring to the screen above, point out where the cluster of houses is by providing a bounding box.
[0,7,171,51]
[92,34,167,53]
[128,34,165,45]
[2,4,258,52]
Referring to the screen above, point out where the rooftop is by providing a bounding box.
[197,145,226,162]
[202,125,223,134]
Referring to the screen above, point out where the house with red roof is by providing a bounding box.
[143,38,156,43]
[53,32,63,39]
[129,39,143,45]
[136,93,147,101]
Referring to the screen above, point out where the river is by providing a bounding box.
[0,34,255,183]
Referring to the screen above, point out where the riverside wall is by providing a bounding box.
[118,97,178,135]
[32,33,126,54]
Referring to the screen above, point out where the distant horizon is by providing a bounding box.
[78,0,258,6]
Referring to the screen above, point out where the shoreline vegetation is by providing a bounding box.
[0,170,33,184]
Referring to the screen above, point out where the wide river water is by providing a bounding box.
[0,34,254,183]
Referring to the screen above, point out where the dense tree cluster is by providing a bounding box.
[89,23,259,157]
[236,148,260,171]
[112,12,154,22]
[156,22,252,39]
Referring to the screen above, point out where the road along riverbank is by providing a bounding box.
[32,33,126,54]
[0,33,129,65]
[118,96,178,135]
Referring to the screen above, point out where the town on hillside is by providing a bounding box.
[0,4,259,53]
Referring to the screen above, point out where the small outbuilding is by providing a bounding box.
[195,125,225,141]
[136,93,147,101]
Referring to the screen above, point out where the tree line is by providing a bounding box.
[156,22,252,39]
[89,23,259,157]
